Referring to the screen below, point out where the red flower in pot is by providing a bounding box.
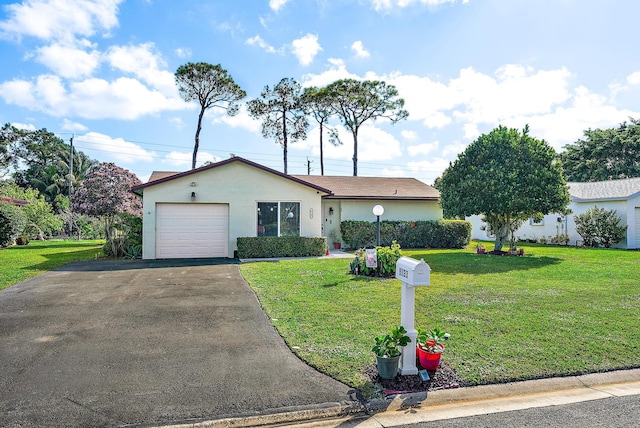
[417,327,450,371]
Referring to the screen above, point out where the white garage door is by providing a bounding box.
[156,203,229,258]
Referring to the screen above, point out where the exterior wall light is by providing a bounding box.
[329,207,334,215]
[191,191,196,202]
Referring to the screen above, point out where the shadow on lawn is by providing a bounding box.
[403,251,563,275]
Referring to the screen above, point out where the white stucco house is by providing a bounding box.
[132,157,442,259]
[468,177,640,249]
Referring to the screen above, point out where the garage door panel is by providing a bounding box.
[156,203,229,258]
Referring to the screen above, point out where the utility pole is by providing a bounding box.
[68,135,74,237]
[306,157,313,175]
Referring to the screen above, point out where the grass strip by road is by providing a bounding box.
[0,240,104,291]
[240,244,640,391]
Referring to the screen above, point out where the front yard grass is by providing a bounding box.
[239,244,640,391]
[0,240,105,291]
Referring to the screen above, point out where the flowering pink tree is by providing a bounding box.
[72,162,142,244]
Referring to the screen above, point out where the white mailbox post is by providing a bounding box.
[395,256,431,375]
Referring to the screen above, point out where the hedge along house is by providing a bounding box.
[467,177,640,249]
[132,157,332,259]
[291,175,442,248]
[132,157,443,259]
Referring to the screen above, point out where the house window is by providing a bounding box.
[530,218,544,226]
[257,202,300,237]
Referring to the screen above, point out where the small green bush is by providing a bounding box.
[574,206,627,248]
[350,241,403,277]
[237,236,327,258]
[0,203,26,247]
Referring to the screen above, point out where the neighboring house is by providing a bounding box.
[468,177,640,249]
[132,157,442,259]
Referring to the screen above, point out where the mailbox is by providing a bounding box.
[395,256,430,286]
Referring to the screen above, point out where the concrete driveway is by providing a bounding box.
[0,259,357,427]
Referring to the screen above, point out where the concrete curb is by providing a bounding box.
[157,402,367,428]
[161,368,640,428]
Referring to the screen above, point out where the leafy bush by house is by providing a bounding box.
[349,241,403,277]
[340,219,471,249]
[237,236,326,258]
[0,203,26,247]
[574,206,627,248]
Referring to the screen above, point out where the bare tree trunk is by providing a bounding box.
[352,130,358,176]
[319,122,324,176]
[192,106,205,169]
[282,110,288,174]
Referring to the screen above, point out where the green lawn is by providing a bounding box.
[0,240,105,291]
[239,244,640,391]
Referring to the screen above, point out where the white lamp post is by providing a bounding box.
[373,205,384,246]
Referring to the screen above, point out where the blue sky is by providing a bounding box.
[1,0,639,183]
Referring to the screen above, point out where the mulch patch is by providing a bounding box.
[365,360,470,396]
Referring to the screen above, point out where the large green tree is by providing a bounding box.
[438,125,570,251]
[325,79,408,176]
[175,62,246,169]
[0,124,95,208]
[247,78,308,174]
[559,118,640,182]
[301,86,341,175]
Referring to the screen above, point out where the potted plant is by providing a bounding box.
[417,327,450,371]
[475,242,486,254]
[372,326,411,379]
[328,229,342,249]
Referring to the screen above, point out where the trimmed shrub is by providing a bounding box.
[237,236,327,258]
[341,219,471,249]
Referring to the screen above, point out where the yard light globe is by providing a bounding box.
[373,205,384,216]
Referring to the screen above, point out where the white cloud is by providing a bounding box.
[351,40,370,58]
[371,0,469,12]
[269,0,291,12]
[11,122,36,131]
[174,47,191,59]
[504,86,637,150]
[401,130,417,140]
[627,72,640,85]
[169,117,185,130]
[76,131,156,164]
[212,107,261,133]
[163,151,219,168]
[34,43,100,78]
[291,33,322,66]
[0,0,123,43]
[442,140,467,157]
[301,59,360,87]
[246,35,281,54]
[407,142,438,156]
[293,124,402,163]
[0,74,185,119]
[61,119,88,131]
[105,43,176,95]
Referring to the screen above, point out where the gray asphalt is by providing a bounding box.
[0,259,357,427]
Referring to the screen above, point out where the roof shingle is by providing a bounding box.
[292,175,439,200]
